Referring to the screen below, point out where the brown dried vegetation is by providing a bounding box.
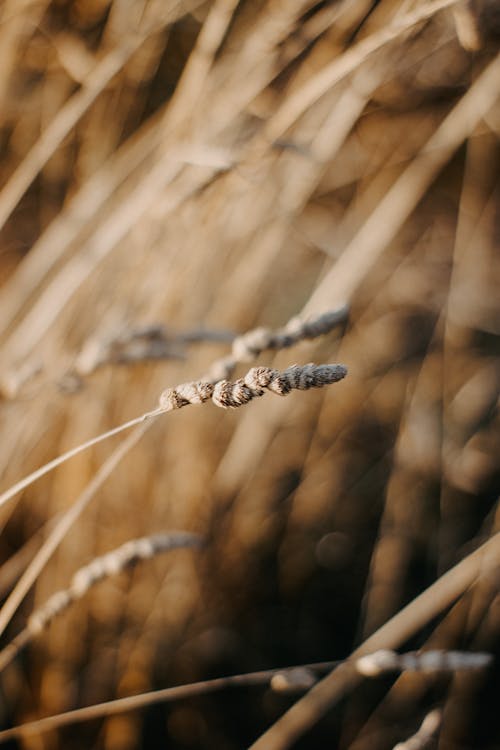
[0,1,499,749]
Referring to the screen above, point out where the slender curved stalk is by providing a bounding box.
[0,423,150,639]
[0,413,159,511]
[0,531,496,744]
[0,661,341,743]
[248,532,500,750]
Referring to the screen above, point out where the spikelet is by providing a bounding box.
[17,533,201,642]
[158,363,348,412]
[356,649,493,677]
[393,709,442,750]
[204,306,348,382]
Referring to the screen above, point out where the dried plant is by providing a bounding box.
[393,709,442,750]
[0,0,498,748]
[356,649,493,676]
[0,659,342,744]
[0,532,202,672]
[203,306,348,382]
[248,532,500,750]
[75,323,235,376]
[0,308,348,511]
[159,363,347,410]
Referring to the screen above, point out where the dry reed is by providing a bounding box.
[355,649,493,676]
[0,532,202,672]
[0,308,348,510]
[0,0,498,748]
[0,643,490,743]
[248,532,500,750]
[393,709,442,750]
[159,363,347,410]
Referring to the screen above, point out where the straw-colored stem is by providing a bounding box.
[0,641,491,742]
[264,0,461,142]
[0,530,495,744]
[303,49,500,315]
[0,414,158,511]
[0,2,206,233]
[393,709,442,750]
[0,660,341,743]
[0,423,150,639]
[0,364,346,634]
[0,310,348,510]
[248,532,500,750]
[356,649,493,676]
[0,532,201,672]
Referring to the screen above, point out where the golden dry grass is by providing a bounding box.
[0,1,499,749]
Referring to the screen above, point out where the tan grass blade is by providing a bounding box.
[0,415,156,512]
[0,423,149,639]
[0,3,313,371]
[0,532,202,671]
[0,3,204,233]
[0,534,495,744]
[393,709,442,750]
[303,51,500,315]
[263,0,461,142]
[0,112,163,340]
[0,315,346,510]
[248,532,500,749]
[0,0,50,109]
[0,661,341,743]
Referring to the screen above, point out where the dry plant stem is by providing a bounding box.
[203,307,348,382]
[0,113,162,339]
[0,0,293,367]
[393,709,442,750]
[0,158,190,374]
[0,415,158,511]
[165,0,240,130]
[24,305,346,380]
[0,36,144,233]
[0,1,453,362]
[0,533,500,750]
[0,1,50,108]
[0,532,201,672]
[159,364,347,410]
[0,0,228,362]
[0,516,59,599]
[0,364,346,632]
[248,532,500,750]
[355,649,493,676]
[76,324,236,375]
[0,309,347,509]
[304,49,500,315]
[0,423,149,640]
[264,0,461,142]
[0,2,205,233]
[0,661,341,743]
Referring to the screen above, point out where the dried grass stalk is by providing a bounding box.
[159,363,348,411]
[304,48,500,315]
[0,659,342,743]
[0,2,207,233]
[248,532,500,750]
[0,532,202,672]
[356,649,493,676]
[0,424,150,640]
[0,306,348,510]
[393,709,442,750]
[75,323,234,376]
[204,307,348,382]
[74,306,348,378]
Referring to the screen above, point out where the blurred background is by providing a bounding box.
[0,1,499,748]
